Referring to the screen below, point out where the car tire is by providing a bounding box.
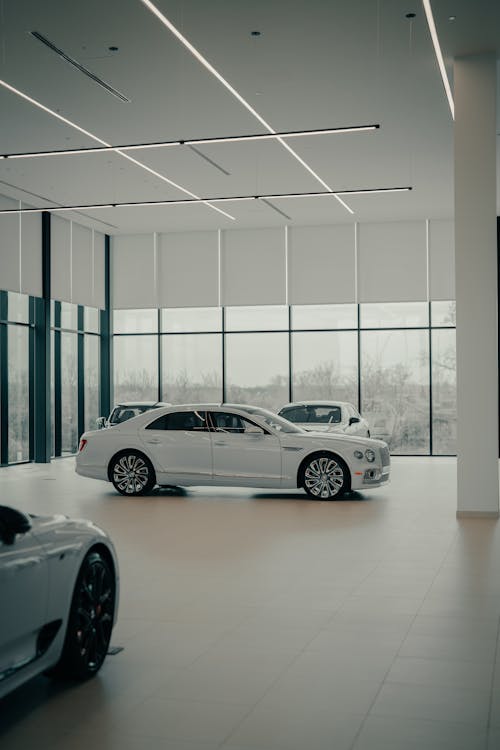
[54,550,115,680]
[110,451,156,496]
[300,452,350,500]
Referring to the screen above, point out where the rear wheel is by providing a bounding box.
[301,452,350,500]
[55,551,115,680]
[110,451,156,496]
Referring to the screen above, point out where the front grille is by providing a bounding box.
[380,445,390,466]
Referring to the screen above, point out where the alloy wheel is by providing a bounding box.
[304,456,345,499]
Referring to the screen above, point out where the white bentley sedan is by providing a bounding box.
[0,505,119,699]
[76,404,389,500]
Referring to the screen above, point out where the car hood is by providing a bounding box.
[302,424,343,433]
[283,431,386,449]
[29,511,112,541]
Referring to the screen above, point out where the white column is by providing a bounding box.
[454,54,498,517]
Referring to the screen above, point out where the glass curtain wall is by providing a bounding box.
[51,301,101,456]
[0,292,32,464]
[113,301,457,455]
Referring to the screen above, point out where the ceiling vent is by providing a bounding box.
[30,31,131,103]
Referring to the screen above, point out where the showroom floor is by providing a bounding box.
[1,458,499,750]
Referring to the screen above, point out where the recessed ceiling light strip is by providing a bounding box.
[139,0,355,215]
[0,78,234,221]
[1,124,379,160]
[422,0,455,119]
[0,186,412,214]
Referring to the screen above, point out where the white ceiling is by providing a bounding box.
[0,0,498,234]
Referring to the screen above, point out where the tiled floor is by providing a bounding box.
[1,457,499,749]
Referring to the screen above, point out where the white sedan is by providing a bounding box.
[278,401,371,438]
[76,404,389,500]
[0,505,119,699]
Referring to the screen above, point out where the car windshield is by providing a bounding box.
[241,406,305,434]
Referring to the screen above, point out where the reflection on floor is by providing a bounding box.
[0,457,499,750]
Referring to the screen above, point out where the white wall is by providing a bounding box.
[111,219,455,309]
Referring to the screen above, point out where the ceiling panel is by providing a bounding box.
[0,0,496,233]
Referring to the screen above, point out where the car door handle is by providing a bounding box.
[145,438,161,444]
[214,441,227,446]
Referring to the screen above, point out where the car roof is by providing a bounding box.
[114,401,171,408]
[279,401,353,409]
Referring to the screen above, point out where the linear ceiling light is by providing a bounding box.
[0,187,412,214]
[139,0,355,215]
[0,78,235,221]
[30,31,131,103]
[422,0,455,119]
[1,124,379,160]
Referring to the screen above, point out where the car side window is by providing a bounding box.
[209,412,266,435]
[280,406,308,423]
[146,410,209,431]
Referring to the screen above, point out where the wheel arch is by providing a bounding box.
[297,450,352,491]
[107,448,156,483]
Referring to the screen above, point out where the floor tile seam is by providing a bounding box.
[216,615,338,747]
[377,677,492,696]
[346,526,462,750]
[388,653,497,669]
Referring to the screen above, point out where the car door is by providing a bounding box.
[208,410,282,488]
[0,509,49,679]
[140,409,213,482]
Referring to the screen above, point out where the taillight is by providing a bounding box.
[78,439,87,452]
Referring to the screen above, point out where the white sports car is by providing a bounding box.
[76,404,390,500]
[0,505,119,699]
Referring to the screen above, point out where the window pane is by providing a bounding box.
[147,410,208,431]
[360,302,428,328]
[432,329,456,454]
[84,335,100,431]
[60,301,78,330]
[161,307,222,332]
[114,335,158,403]
[431,301,456,327]
[361,330,430,454]
[8,325,29,462]
[225,333,289,411]
[162,334,222,404]
[51,329,55,457]
[84,306,100,333]
[7,292,29,323]
[114,309,158,333]
[210,411,264,434]
[61,331,78,454]
[292,331,358,404]
[291,304,357,330]
[225,306,289,331]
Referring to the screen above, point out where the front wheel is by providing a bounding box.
[301,453,350,500]
[110,451,156,496]
[55,551,115,680]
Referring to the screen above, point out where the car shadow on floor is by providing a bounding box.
[249,490,372,502]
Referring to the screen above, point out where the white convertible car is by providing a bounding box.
[76,404,390,500]
[0,505,119,699]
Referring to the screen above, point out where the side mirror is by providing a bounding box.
[349,417,360,426]
[96,416,106,429]
[0,506,32,545]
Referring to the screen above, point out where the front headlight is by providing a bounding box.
[353,450,363,460]
[365,449,376,463]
